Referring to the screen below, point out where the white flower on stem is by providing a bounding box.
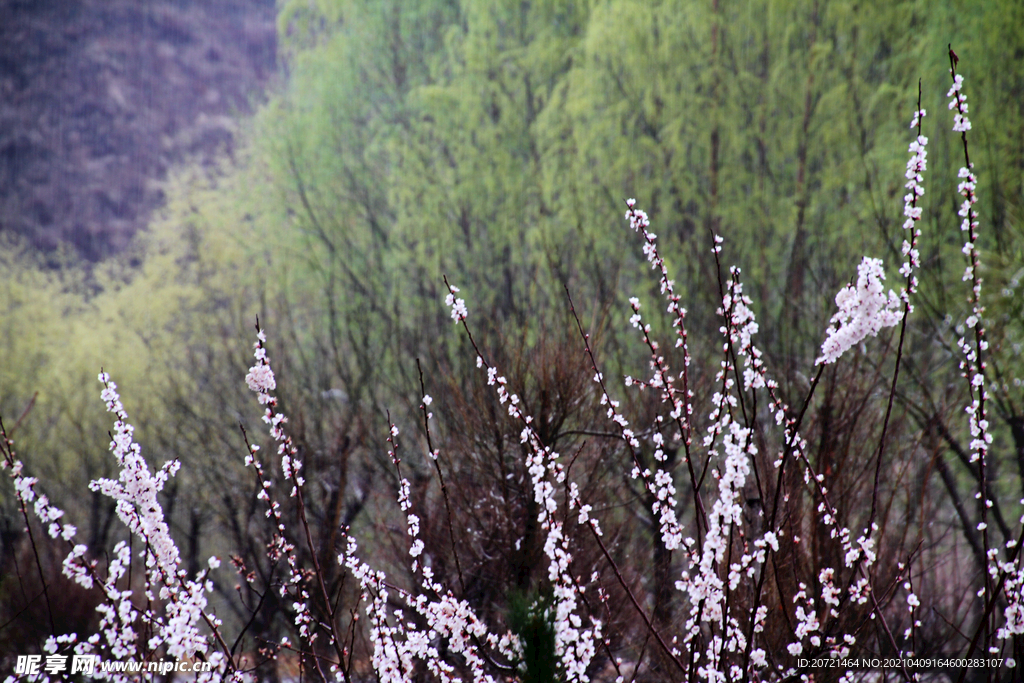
[620,205,701,551]
[817,257,903,365]
[445,285,468,322]
[999,559,1024,639]
[948,74,971,132]
[456,297,600,681]
[88,374,222,663]
[243,326,319,656]
[901,105,927,300]
[245,362,276,395]
[947,67,994,570]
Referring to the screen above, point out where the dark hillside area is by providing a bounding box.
[0,0,276,260]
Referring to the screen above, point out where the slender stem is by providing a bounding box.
[415,359,466,593]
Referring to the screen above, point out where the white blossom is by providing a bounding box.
[817,257,903,365]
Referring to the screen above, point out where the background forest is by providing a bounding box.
[2,0,1024,679]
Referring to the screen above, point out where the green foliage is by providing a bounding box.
[507,589,561,683]
[244,0,1024,392]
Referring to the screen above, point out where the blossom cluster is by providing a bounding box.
[947,68,991,471]
[469,320,602,683]
[900,104,927,297]
[242,327,322,650]
[2,376,228,682]
[947,65,1009,661]
[948,73,971,133]
[816,257,903,365]
[93,376,224,667]
[622,198,694,551]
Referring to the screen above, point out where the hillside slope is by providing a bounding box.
[0,0,276,260]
